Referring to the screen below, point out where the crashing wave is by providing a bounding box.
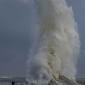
[26,0,80,85]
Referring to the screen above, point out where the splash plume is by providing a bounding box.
[26,0,80,84]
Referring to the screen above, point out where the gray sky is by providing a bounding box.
[0,0,85,78]
[0,0,39,77]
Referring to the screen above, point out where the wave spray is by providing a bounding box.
[26,0,80,84]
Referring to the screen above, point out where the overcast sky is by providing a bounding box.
[0,0,85,78]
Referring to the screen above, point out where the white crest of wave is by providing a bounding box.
[26,0,80,84]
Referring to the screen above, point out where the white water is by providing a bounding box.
[26,0,80,84]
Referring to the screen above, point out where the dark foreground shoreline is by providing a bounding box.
[0,77,84,85]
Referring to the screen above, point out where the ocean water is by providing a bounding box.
[0,82,26,85]
[0,82,11,85]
